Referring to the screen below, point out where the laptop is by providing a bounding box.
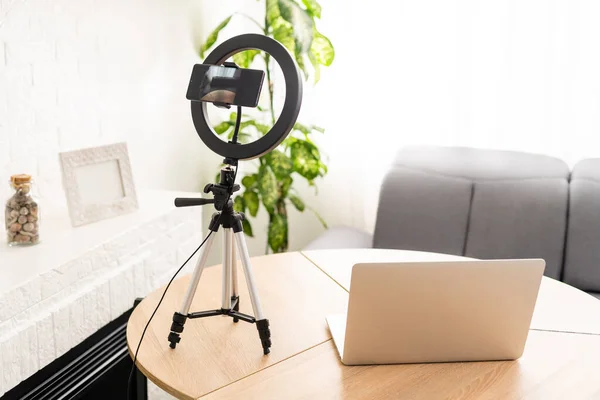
[326,259,545,365]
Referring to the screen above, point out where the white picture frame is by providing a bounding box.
[59,142,138,227]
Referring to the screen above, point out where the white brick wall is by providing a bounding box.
[0,0,206,208]
[0,202,203,396]
[36,312,55,369]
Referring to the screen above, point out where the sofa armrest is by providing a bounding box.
[562,158,600,292]
[303,226,373,251]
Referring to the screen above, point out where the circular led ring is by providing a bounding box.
[191,34,303,160]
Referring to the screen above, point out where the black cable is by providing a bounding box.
[126,115,241,400]
[230,105,242,144]
[126,232,212,400]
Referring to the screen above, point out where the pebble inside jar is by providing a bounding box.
[5,174,40,246]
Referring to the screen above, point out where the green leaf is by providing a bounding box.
[281,176,293,196]
[240,120,257,130]
[224,119,261,142]
[289,194,305,211]
[293,122,311,134]
[232,49,260,69]
[267,150,294,180]
[255,122,270,135]
[319,160,328,174]
[302,0,322,18]
[266,0,281,26]
[227,130,252,142]
[278,0,314,53]
[229,112,238,122]
[257,165,278,214]
[234,196,245,213]
[282,136,298,148]
[295,49,309,81]
[235,119,270,135]
[310,30,335,66]
[268,213,288,252]
[272,22,295,54]
[200,15,232,58]
[310,207,328,229]
[313,125,325,133]
[290,140,321,180]
[242,174,257,189]
[214,121,232,134]
[214,172,221,183]
[242,218,254,237]
[243,190,260,217]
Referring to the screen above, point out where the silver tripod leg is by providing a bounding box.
[234,230,271,354]
[178,232,216,315]
[221,228,232,310]
[233,231,264,320]
[169,226,271,354]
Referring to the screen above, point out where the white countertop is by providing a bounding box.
[0,189,202,294]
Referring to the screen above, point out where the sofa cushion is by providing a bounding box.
[563,159,600,292]
[465,179,568,279]
[374,146,569,278]
[373,166,472,256]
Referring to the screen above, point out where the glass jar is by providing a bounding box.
[5,174,40,246]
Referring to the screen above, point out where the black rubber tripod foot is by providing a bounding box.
[256,319,272,355]
[168,312,187,349]
[168,332,181,349]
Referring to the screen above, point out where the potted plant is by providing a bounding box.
[199,0,334,253]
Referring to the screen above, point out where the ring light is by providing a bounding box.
[191,33,303,160]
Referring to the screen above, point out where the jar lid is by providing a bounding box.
[10,174,32,186]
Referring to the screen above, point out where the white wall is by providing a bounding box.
[0,0,205,209]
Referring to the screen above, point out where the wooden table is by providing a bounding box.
[127,249,600,399]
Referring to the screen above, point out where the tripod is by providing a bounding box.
[167,165,272,355]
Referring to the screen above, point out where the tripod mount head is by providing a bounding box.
[174,166,240,212]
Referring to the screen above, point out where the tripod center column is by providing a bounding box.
[221,228,233,310]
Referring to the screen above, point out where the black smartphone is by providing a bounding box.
[186,64,265,108]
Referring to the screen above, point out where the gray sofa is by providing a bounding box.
[305,146,600,300]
